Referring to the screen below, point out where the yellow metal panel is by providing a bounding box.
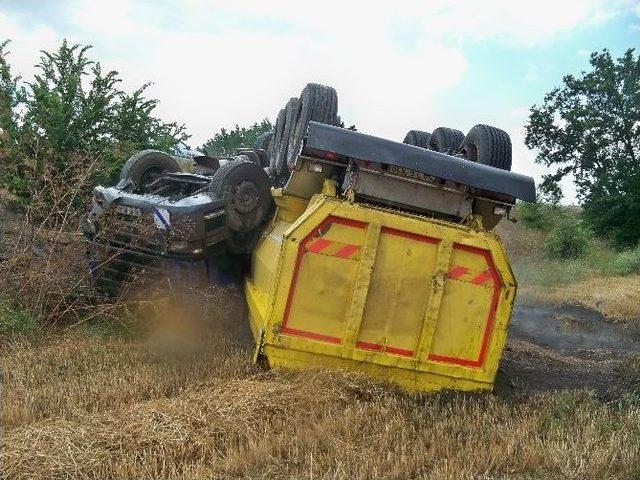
[357,229,439,356]
[246,193,517,393]
[429,279,492,361]
[284,253,359,341]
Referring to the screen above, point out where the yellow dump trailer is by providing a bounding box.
[245,186,517,392]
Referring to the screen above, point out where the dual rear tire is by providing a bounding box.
[402,124,512,171]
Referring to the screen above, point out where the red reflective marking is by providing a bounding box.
[356,341,414,357]
[355,341,382,351]
[386,346,414,357]
[334,244,359,258]
[381,226,440,244]
[307,238,332,253]
[281,327,342,344]
[447,265,469,279]
[471,269,492,285]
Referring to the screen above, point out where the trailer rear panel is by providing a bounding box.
[245,187,516,392]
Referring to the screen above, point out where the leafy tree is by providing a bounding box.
[0,40,27,193]
[201,119,272,157]
[0,39,189,200]
[525,48,640,247]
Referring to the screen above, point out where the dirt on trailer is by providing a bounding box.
[496,301,640,399]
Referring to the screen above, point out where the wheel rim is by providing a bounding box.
[232,180,260,214]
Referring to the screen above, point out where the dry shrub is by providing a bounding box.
[0,154,103,328]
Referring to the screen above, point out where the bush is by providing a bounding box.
[611,245,640,276]
[544,219,591,259]
[516,202,548,229]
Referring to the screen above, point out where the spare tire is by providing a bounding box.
[119,150,179,189]
[254,131,273,151]
[403,130,431,148]
[428,127,464,154]
[209,159,273,234]
[285,83,339,169]
[460,124,512,170]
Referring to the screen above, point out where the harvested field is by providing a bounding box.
[2,296,640,480]
[518,276,640,323]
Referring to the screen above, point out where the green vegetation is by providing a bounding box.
[507,202,640,286]
[544,218,591,259]
[201,119,272,157]
[0,297,38,336]
[0,39,188,204]
[525,48,640,248]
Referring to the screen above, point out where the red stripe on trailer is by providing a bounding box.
[334,244,359,258]
[307,238,332,253]
[447,265,470,279]
[471,269,493,286]
[356,341,414,357]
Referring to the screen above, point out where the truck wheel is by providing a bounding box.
[119,150,179,188]
[268,108,286,174]
[403,130,431,148]
[428,127,464,154]
[254,131,273,151]
[286,83,339,170]
[460,124,512,171]
[209,160,273,233]
[278,97,301,178]
[254,149,269,169]
[235,150,262,167]
[271,98,300,183]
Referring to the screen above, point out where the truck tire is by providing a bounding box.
[268,108,286,175]
[271,98,300,183]
[428,127,464,154]
[254,149,270,169]
[254,131,273,151]
[278,97,301,177]
[460,124,512,171]
[119,150,179,188]
[403,130,431,148]
[235,150,262,167]
[209,159,273,234]
[286,83,339,170]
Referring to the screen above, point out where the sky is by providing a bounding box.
[1,0,639,203]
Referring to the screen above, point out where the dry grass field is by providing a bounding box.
[2,198,640,480]
[519,275,640,322]
[2,290,640,480]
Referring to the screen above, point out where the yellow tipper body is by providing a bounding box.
[245,185,517,392]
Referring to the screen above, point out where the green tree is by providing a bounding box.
[202,119,272,157]
[525,48,640,247]
[0,39,189,200]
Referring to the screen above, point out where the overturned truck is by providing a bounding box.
[83,83,535,392]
